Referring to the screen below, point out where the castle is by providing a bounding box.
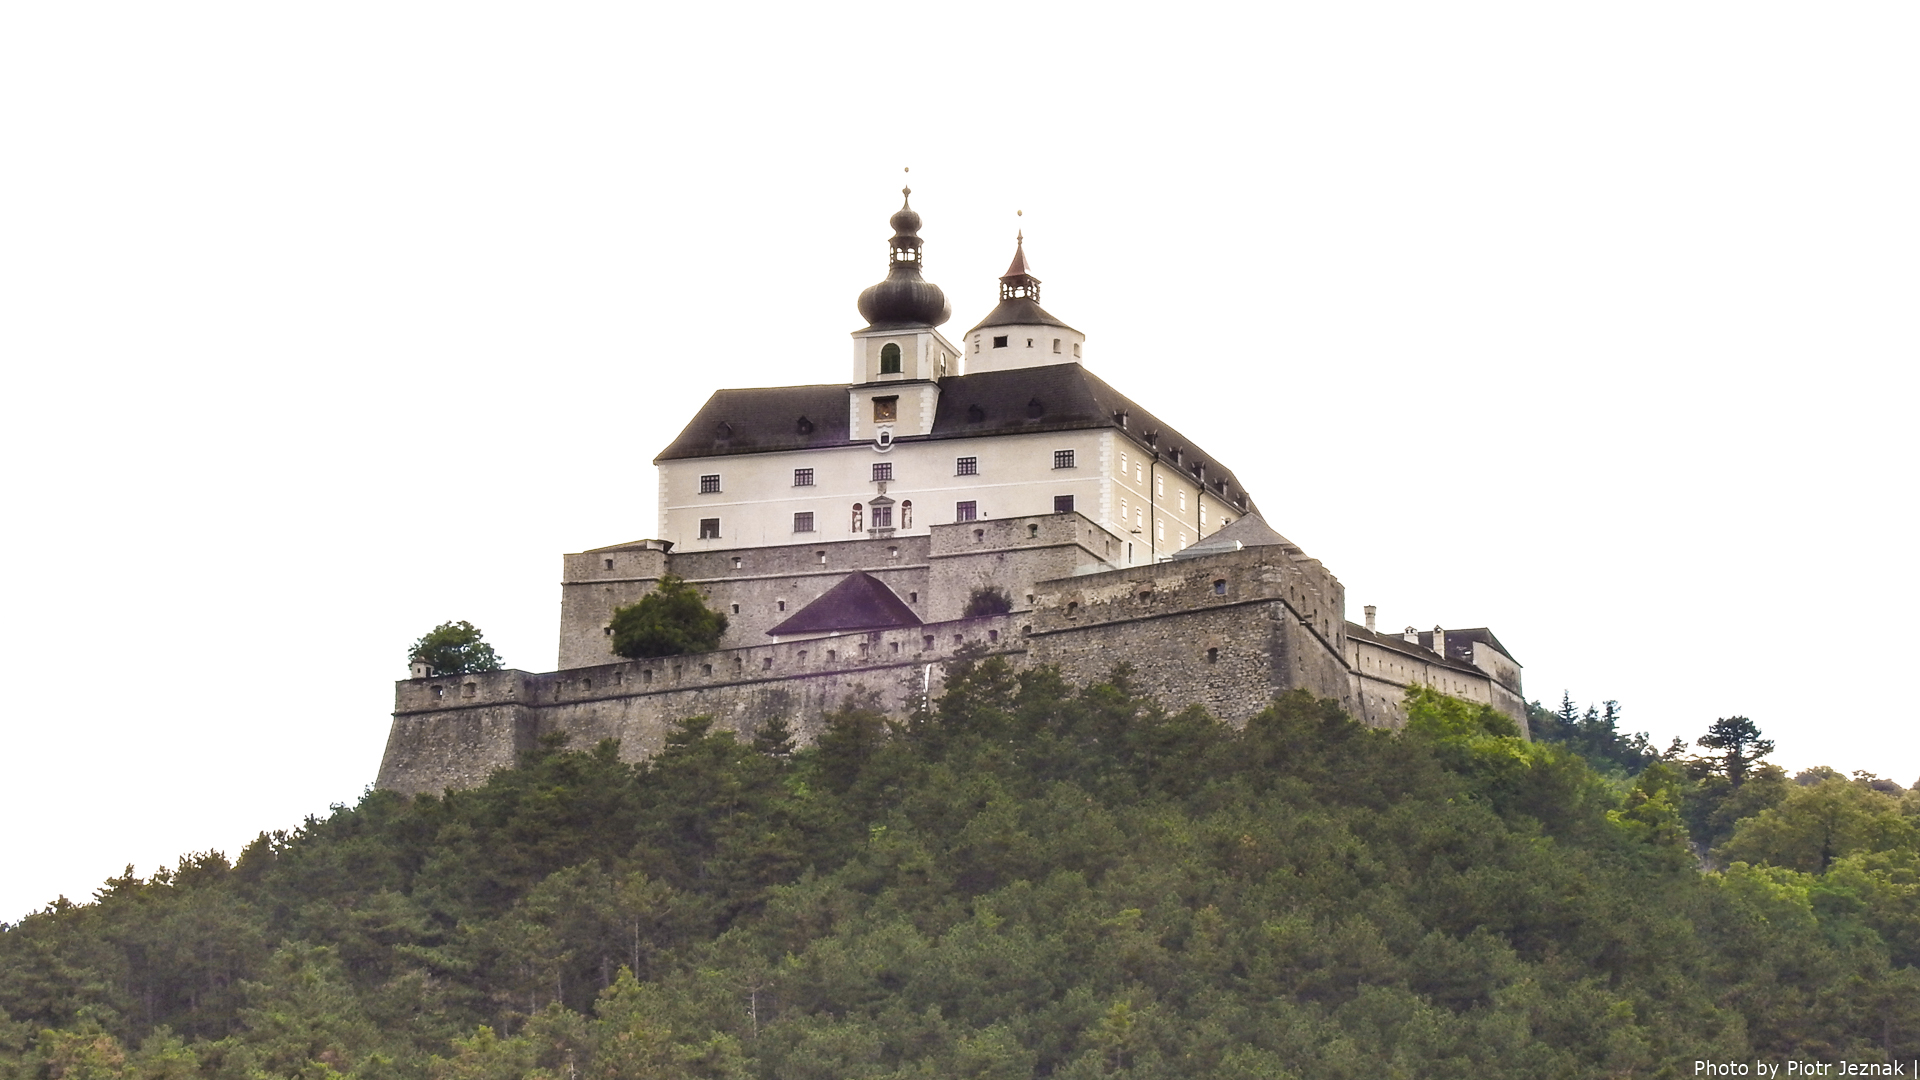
[376,190,1526,796]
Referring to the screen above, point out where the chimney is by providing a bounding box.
[1363,605,1376,632]
[1432,625,1447,658]
[1403,626,1419,644]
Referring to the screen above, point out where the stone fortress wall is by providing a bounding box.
[378,511,1519,797]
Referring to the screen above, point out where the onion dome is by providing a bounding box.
[856,187,952,329]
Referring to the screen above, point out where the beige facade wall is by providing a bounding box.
[961,322,1087,374]
[658,429,1118,554]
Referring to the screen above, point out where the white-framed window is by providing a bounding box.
[793,468,814,487]
[1053,449,1076,470]
[1156,475,1164,497]
[1120,452,1128,474]
[1156,519,1164,541]
[955,456,978,476]
[872,503,893,528]
[699,518,721,539]
[793,512,814,533]
[1120,498,1128,518]
[872,462,893,482]
[700,474,721,494]
[1054,495,1075,513]
[1179,490,1187,512]
[955,500,978,522]
[1200,506,1207,526]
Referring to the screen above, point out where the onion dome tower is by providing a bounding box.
[847,185,963,437]
[856,187,952,330]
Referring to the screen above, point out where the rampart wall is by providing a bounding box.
[383,613,1021,796]
[381,545,1383,797]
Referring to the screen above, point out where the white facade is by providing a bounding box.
[963,322,1087,374]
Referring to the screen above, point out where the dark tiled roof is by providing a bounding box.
[964,297,1077,335]
[1172,514,1298,560]
[1418,627,1520,667]
[1345,622,1489,676]
[654,365,1258,514]
[656,383,851,461]
[766,570,923,637]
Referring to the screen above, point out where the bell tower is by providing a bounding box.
[849,185,962,442]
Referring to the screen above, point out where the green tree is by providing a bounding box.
[1697,715,1774,786]
[609,576,728,659]
[962,586,1013,617]
[411,620,504,675]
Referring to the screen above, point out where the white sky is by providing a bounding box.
[3,4,1916,922]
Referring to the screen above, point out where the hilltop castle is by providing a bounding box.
[376,190,1525,796]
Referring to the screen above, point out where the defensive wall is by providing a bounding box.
[557,512,1123,670]
[378,539,1378,797]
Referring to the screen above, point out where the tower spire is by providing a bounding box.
[998,230,1040,302]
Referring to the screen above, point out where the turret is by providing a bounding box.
[962,231,1086,373]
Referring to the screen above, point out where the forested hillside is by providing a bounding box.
[5,658,1919,1078]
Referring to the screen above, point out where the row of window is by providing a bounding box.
[694,495,1081,539]
[699,451,1074,494]
[980,335,1081,358]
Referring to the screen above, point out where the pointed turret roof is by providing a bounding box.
[766,570,923,637]
[967,231,1078,335]
[1172,514,1300,560]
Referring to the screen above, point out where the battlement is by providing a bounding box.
[381,541,1409,796]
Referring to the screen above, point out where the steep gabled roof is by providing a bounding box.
[766,571,922,637]
[653,365,1258,515]
[655,383,851,461]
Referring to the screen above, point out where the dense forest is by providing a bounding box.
[5,657,1919,1078]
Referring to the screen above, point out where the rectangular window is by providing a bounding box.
[1156,519,1164,541]
[793,512,814,533]
[1120,452,1128,473]
[992,335,1009,348]
[699,474,721,494]
[1054,495,1075,513]
[1073,342,1081,358]
[955,456,978,476]
[1179,491,1187,511]
[1052,338,1062,353]
[872,504,893,528]
[1156,475,1164,496]
[955,500,978,522]
[700,518,721,539]
[871,462,893,482]
[1200,506,1207,526]
[793,467,814,487]
[873,396,898,422]
[1053,449,1076,470]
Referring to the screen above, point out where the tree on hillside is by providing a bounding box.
[410,620,503,675]
[1697,716,1775,786]
[610,575,729,659]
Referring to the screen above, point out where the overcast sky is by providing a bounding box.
[3,3,1915,922]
